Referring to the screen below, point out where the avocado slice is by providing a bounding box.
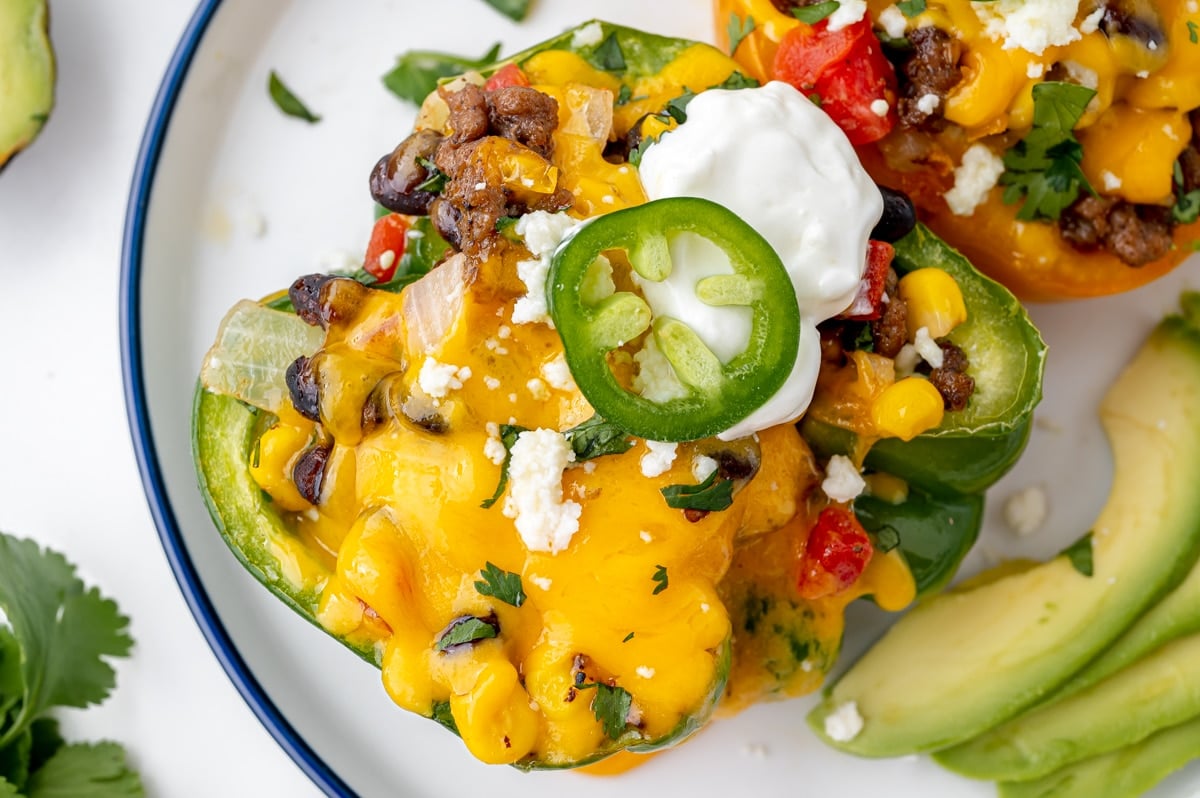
[805,305,1200,756]
[1053,560,1200,702]
[997,714,1200,798]
[0,0,54,170]
[934,631,1200,780]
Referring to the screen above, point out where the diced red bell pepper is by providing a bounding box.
[773,18,898,145]
[363,213,409,282]
[840,240,896,320]
[484,63,531,91]
[797,506,874,600]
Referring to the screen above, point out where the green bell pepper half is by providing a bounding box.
[547,197,800,442]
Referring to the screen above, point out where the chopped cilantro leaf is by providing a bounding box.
[660,470,735,512]
[436,615,499,651]
[616,84,633,105]
[717,71,759,91]
[564,416,633,461]
[897,0,926,17]
[474,562,526,608]
[415,156,447,194]
[1060,532,1095,577]
[481,424,527,509]
[480,0,529,21]
[622,632,635,643]
[591,683,634,738]
[727,13,756,54]
[793,1,840,24]
[999,82,1096,222]
[663,88,697,124]
[1173,161,1200,224]
[1189,20,1199,43]
[591,33,627,72]
[651,564,669,595]
[382,43,502,106]
[267,71,321,123]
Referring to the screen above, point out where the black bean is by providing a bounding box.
[292,443,332,505]
[288,273,334,327]
[285,356,320,422]
[871,185,918,243]
[369,129,444,215]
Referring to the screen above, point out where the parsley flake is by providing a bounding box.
[435,615,499,652]
[1060,532,1095,578]
[481,424,527,509]
[651,565,669,595]
[591,33,627,72]
[1189,20,1199,44]
[897,0,926,17]
[999,82,1097,222]
[382,43,502,106]
[268,71,321,124]
[474,563,526,608]
[660,470,735,512]
[591,683,634,739]
[727,13,756,54]
[793,1,840,24]
[564,416,633,461]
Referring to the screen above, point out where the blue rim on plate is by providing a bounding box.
[119,2,353,795]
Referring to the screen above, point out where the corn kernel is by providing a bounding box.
[899,268,967,339]
[248,421,313,512]
[451,659,539,764]
[871,377,945,441]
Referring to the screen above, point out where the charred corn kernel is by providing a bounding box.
[899,268,967,340]
[863,472,910,505]
[871,377,945,441]
[1079,105,1191,204]
[249,421,313,512]
[336,507,417,632]
[450,659,539,764]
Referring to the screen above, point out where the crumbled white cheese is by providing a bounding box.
[639,530,653,542]
[971,0,1082,55]
[827,0,868,31]
[473,181,487,191]
[1079,6,1105,34]
[502,429,582,553]
[418,357,470,398]
[1189,0,1199,13]
[870,98,891,117]
[377,249,396,272]
[633,335,688,403]
[582,461,597,474]
[640,441,679,478]
[484,422,508,466]
[530,575,553,591]
[824,701,865,742]
[877,4,909,38]
[512,211,580,326]
[894,343,922,377]
[1062,60,1099,90]
[700,602,711,613]
[1004,485,1048,536]
[497,325,512,340]
[945,143,1006,217]
[1101,170,1122,191]
[800,660,814,672]
[636,666,656,679]
[822,454,867,503]
[571,20,605,48]
[914,327,945,368]
[916,93,941,115]
[541,353,576,392]
[483,376,501,390]
[1027,62,1046,79]
[526,377,550,401]
[692,454,719,483]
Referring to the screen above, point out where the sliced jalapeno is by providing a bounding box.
[546,197,800,442]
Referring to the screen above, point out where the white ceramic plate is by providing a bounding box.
[121,1,1200,795]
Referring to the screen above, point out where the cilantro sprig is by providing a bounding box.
[727,13,756,54]
[999,82,1097,222]
[382,42,502,106]
[474,563,526,608]
[792,1,840,24]
[0,533,142,796]
[573,674,635,739]
[651,565,669,595]
[435,615,499,652]
[660,470,735,512]
[268,71,321,124]
[563,415,633,461]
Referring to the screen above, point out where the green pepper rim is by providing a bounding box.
[548,197,801,443]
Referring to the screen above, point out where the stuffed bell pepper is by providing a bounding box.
[193,20,1045,770]
[718,0,1200,300]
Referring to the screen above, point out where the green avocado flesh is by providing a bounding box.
[806,312,1200,756]
[995,715,1200,798]
[0,0,54,169]
[935,631,1200,780]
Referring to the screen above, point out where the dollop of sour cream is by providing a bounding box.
[637,81,883,441]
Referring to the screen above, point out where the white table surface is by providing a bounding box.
[0,1,320,794]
